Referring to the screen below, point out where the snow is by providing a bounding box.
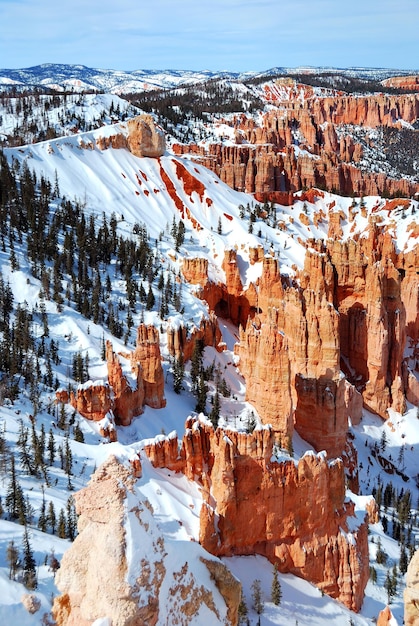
[0,97,417,624]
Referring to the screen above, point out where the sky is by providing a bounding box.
[0,0,418,72]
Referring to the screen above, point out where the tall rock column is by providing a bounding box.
[132,324,166,409]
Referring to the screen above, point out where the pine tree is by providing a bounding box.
[194,374,207,414]
[209,391,220,428]
[369,565,377,584]
[48,428,56,465]
[57,508,66,538]
[237,589,248,624]
[47,500,56,534]
[5,454,26,523]
[146,285,155,311]
[172,354,185,394]
[271,564,282,605]
[190,338,204,392]
[251,579,264,617]
[66,496,77,541]
[6,539,19,580]
[22,526,37,589]
[400,544,408,574]
[37,487,47,533]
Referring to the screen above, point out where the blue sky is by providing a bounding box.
[0,0,418,71]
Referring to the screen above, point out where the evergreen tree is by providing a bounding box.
[175,220,185,251]
[146,285,155,311]
[48,428,56,465]
[6,539,19,580]
[17,420,35,476]
[66,496,77,541]
[237,589,248,624]
[37,487,47,533]
[194,374,207,414]
[369,566,377,584]
[73,422,85,442]
[190,338,204,392]
[172,354,185,394]
[376,537,388,565]
[22,526,37,589]
[400,544,408,574]
[57,508,66,538]
[271,564,282,605]
[209,391,220,428]
[5,454,26,523]
[251,579,264,618]
[47,500,56,534]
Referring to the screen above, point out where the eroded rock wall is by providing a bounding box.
[144,420,370,612]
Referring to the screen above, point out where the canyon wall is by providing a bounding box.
[144,419,371,612]
[180,220,417,458]
[173,90,419,198]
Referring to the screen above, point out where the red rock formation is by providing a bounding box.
[377,606,396,626]
[236,249,352,457]
[382,75,419,90]
[144,419,370,612]
[131,325,166,409]
[167,312,222,361]
[126,114,165,158]
[69,381,112,422]
[106,341,145,426]
[57,325,165,428]
[327,229,408,417]
[172,90,419,199]
[181,257,209,286]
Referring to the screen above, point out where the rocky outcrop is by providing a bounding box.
[405,548,419,626]
[57,325,165,427]
[127,114,165,158]
[377,606,396,626]
[382,75,419,90]
[144,419,370,612]
[173,90,419,199]
[106,341,145,426]
[167,312,222,361]
[235,249,351,456]
[52,455,241,626]
[328,228,408,417]
[132,324,166,409]
[69,381,113,422]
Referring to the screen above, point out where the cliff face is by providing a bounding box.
[236,250,353,457]
[144,420,371,612]
[52,455,241,626]
[173,90,419,199]
[58,324,165,429]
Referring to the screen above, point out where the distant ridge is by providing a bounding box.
[0,62,418,94]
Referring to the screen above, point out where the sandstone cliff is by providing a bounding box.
[52,455,241,626]
[173,89,419,199]
[57,324,166,429]
[144,419,371,612]
[404,548,419,626]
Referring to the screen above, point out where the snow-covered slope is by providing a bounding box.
[0,119,418,624]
